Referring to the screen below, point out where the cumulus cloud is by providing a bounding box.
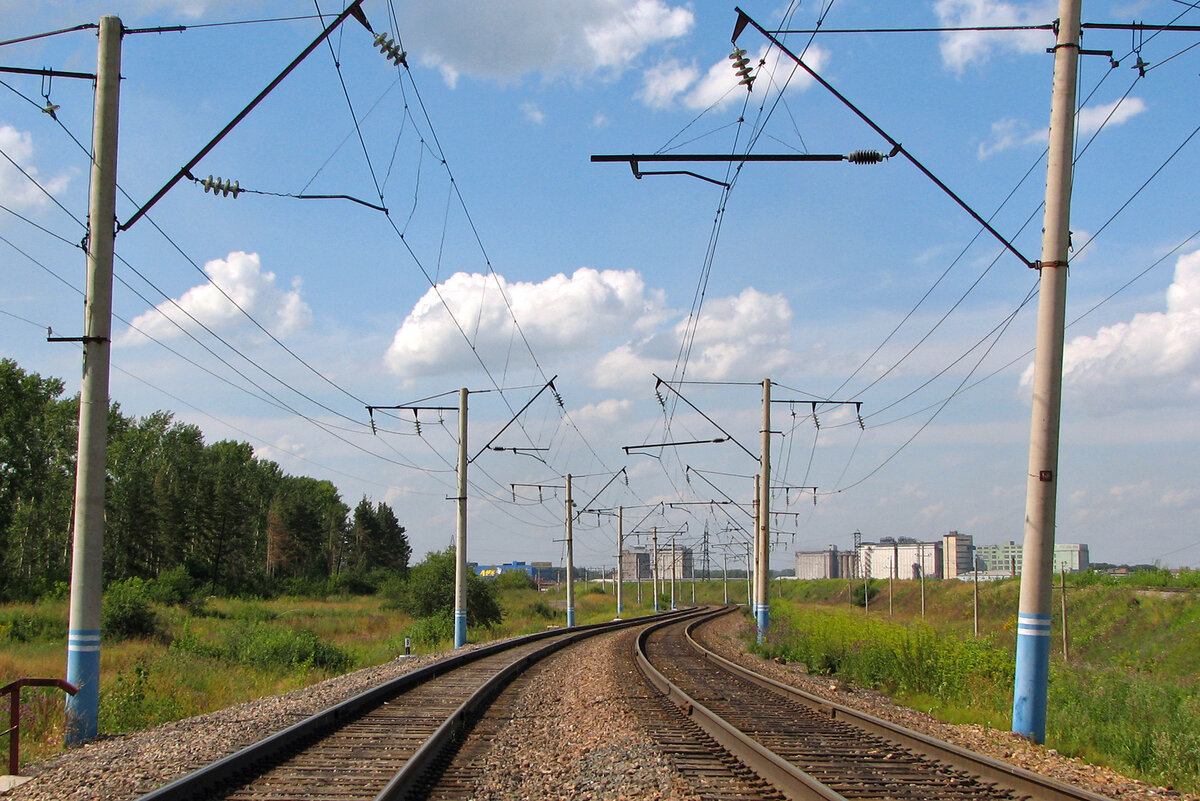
[398,0,693,87]
[570,398,634,427]
[639,44,827,111]
[384,268,666,378]
[1020,248,1200,411]
[0,125,73,212]
[118,251,311,345]
[1078,97,1148,134]
[935,0,1056,72]
[979,97,1147,157]
[593,287,797,385]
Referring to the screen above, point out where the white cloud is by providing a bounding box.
[0,125,73,212]
[1078,97,1147,134]
[521,102,546,125]
[570,398,633,426]
[593,287,797,385]
[398,0,693,87]
[977,117,1045,158]
[1021,248,1200,411]
[979,97,1147,157]
[935,0,1056,72]
[636,60,700,108]
[118,251,311,345]
[639,44,827,111]
[384,268,666,378]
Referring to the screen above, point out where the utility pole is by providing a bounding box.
[723,551,729,604]
[651,527,659,612]
[65,15,121,746]
[616,506,624,617]
[1014,0,1082,745]
[454,388,468,648]
[670,536,677,610]
[755,378,771,643]
[565,474,575,627]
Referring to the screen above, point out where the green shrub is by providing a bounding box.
[491,570,536,591]
[146,565,195,605]
[524,599,557,620]
[102,578,157,640]
[403,613,454,648]
[173,622,351,673]
[0,607,62,643]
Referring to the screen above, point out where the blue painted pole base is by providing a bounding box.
[1012,613,1051,742]
[453,609,467,648]
[65,629,100,744]
[755,603,769,645]
[566,607,575,628]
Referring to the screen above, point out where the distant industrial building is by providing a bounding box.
[795,531,1091,582]
[858,538,942,580]
[973,541,1090,575]
[656,546,694,580]
[795,549,839,580]
[473,561,556,582]
[620,548,652,580]
[942,531,975,579]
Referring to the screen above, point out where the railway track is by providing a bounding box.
[134,605,1119,801]
[638,606,1116,801]
[135,610,695,801]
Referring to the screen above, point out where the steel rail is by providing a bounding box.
[379,606,708,800]
[635,607,847,801]
[680,609,1115,801]
[137,609,691,801]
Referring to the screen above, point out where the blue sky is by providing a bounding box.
[2,0,1198,572]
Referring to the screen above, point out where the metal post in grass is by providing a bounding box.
[1060,565,1070,662]
[974,565,980,638]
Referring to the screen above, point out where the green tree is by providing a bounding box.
[265,477,347,581]
[0,359,77,599]
[345,497,410,578]
[396,548,501,626]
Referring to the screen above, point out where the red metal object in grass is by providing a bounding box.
[2,678,78,775]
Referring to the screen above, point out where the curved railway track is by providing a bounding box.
[135,610,695,801]
[134,605,1118,801]
[638,606,1116,801]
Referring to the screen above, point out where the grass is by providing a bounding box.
[750,576,1200,794]
[0,579,671,769]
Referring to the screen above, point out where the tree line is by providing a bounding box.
[0,358,410,601]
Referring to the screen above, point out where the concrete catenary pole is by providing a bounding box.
[755,378,771,642]
[454,387,468,648]
[651,527,659,612]
[1014,0,1082,744]
[616,506,624,617]
[670,536,677,610]
[565,474,575,627]
[723,551,729,604]
[745,540,752,604]
[66,15,121,746]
